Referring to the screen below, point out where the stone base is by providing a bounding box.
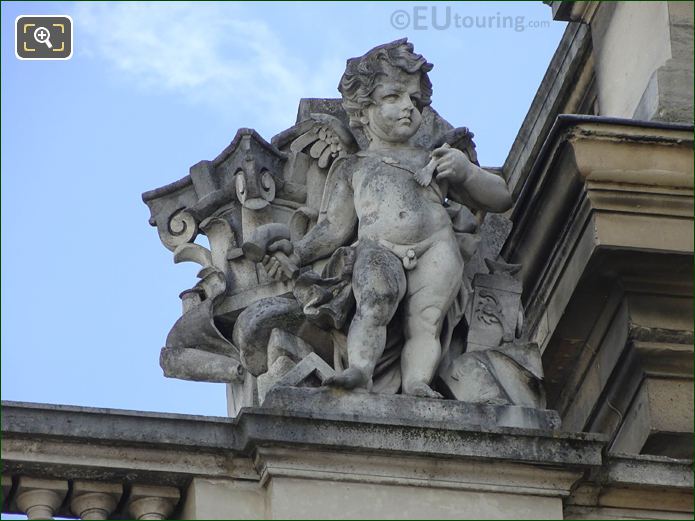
[262,386,561,431]
[4,400,609,520]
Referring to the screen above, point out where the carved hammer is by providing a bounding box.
[241,223,299,279]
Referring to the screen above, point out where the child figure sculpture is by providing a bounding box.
[265,40,512,397]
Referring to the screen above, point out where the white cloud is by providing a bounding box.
[74,2,344,134]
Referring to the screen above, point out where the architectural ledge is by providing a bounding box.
[602,453,694,490]
[509,115,693,244]
[6,395,694,520]
[1,398,603,469]
[504,116,693,345]
[2,397,608,518]
[254,446,583,498]
[566,453,694,516]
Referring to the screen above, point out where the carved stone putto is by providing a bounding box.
[143,39,551,421]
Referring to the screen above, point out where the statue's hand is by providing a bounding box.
[262,239,300,281]
[431,143,474,184]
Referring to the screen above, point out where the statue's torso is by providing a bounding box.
[350,148,453,245]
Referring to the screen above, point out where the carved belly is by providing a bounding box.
[355,174,451,243]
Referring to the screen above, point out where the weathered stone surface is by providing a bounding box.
[565,452,694,518]
[181,478,265,520]
[502,114,693,464]
[466,260,523,347]
[160,347,244,384]
[14,476,68,520]
[1,400,601,473]
[0,399,609,519]
[257,350,336,404]
[71,481,122,520]
[143,39,520,410]
[261,387,560,431]
[127,484,180,520]
[463,212,513,280]
[270,353,334,389]
[438,341,546,408]
[249,40,513,401]
[611,377,694,459]
[254,444,585,519]
[441,258,547,409]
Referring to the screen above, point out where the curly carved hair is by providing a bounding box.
[338,39,433,129]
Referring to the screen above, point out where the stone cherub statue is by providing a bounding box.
[262,40,511,397]
[144,38,548,414]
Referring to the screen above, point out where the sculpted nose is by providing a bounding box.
[400,96,415,114]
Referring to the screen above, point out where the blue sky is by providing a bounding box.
[1,1,566,417]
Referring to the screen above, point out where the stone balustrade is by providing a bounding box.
[127,485,180,520]
[70,481,122,520]
[15,477,68,520]
[2,476,180,520]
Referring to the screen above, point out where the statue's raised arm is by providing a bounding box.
[431,144,512,213]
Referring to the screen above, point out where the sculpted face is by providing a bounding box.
[364,68,423,145]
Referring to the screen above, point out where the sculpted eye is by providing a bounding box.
[382,94,399,102]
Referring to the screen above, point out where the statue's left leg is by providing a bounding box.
[325,240,406,391]
[401,237,463,398]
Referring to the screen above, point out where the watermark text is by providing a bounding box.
[390,6,550,32]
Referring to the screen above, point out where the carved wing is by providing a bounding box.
[289,113,358,170]
[280,113,359,239]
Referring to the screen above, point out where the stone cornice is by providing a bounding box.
[504,115,693,311]
[1,400,603,458]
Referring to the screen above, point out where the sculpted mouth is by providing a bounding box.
[398,117,412,124]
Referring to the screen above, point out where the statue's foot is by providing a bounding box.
[323,367,368,390]
[404,382,443,399]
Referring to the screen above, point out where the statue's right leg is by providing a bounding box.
[324,241,406,390]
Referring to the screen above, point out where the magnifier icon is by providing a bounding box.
[33,26,53,49]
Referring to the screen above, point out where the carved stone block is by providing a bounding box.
[262,386,560,430]
[466,259,523,351]
[260,353,336,405]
